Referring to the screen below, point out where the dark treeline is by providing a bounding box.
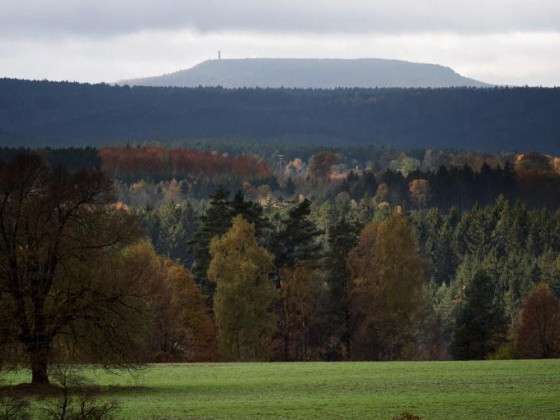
[335,164,560,210]
[0,146,100,171]
[2,146,560,209]
[2,78,560,152]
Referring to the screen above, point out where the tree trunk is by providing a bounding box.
[282,322,290,361]
[30,343,50,385]
[344,307,352,360]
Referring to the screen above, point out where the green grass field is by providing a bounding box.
[2,360,560,419]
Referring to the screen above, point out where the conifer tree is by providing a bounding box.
[191,188,232,297]
[271,199,322,271]
[324,216,359,359]
[142,201,199,267]
[230,190,270,237]
[192,189,269,299]
[270,199,323,360]
[450,270,508,360]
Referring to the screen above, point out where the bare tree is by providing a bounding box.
[0,154,147,385]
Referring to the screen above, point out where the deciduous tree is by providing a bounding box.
[208,216,276,360]
[308,151,339,182]
[515,282,560,358]
[280,263,321,361]
[131,242,217,362]
[348,212,427,360]
[0,154,146,384]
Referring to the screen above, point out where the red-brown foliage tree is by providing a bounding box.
[99,147,271,182]
[308,151,339,181]
[515,282,560,358]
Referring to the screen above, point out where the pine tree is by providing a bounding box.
[450,270,508,360]
[156,201,198,267]
[457,204,488,258]
[324,216,359,359]
[191,187,232,297]
[271,199,323,271]
[538,251,560,297]
[270,198,323,360]
[230,190,270,238]
[191,189,269,300]
[432,217,459,285]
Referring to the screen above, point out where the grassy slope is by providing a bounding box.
[3,360,560,419]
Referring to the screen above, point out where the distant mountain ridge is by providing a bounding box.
[120,58,489,88]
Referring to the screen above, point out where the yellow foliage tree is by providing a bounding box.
[208,216,277,360]
[348,212,427,360]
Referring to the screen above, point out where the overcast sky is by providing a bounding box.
[2,0,559,86]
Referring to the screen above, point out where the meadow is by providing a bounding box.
[2,360,560,419]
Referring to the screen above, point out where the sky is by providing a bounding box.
[1,1,560,86]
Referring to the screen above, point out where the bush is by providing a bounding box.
[0,395,31,420]
[488,343,514,360]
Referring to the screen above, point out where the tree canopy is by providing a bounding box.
[0,154,147,384]
[348,212,427,360]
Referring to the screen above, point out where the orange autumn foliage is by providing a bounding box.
[129,241,217,362]
[99,146,271,180]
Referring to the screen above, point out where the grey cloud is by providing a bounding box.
[2,30,559,86]
[3,0,560,38]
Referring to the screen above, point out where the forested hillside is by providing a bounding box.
[1,78,560,152]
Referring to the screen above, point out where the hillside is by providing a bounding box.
[1,78,559,152]
[120,58,488,88]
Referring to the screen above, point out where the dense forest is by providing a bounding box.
[2,79,560,152]
[2,145,560,383]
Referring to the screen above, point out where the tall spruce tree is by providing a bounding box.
[324,216,359,359]
[191,188,232,298]
[230,190,271,241]
[450,270,508,360]
[270,199,322,360]
[142,201,199,268]
[271,199,322,271]
[192,188,269,300]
